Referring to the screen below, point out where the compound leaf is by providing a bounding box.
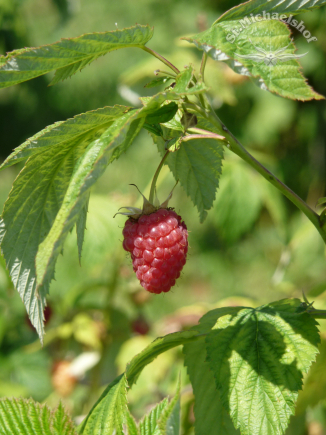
[0,398,77,435]
[183,19,323,100]
[204,299,320,435]
[0,140,88,342]
[0,81,211,343]
[138,379,180,435]
[0,25,153,89]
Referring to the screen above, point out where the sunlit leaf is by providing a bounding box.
[155,130,224,222]
[0,80,213,342]
[0,105,131,171]
[183,20,323,100]
[0,399,76,435]
[0,25,154,88]
[215,0,326,23]
[125,410,139,435]
[0,106,136,342]
[34,111,145,332]
[126,330,199,387]
[204,299,319,435]
[183,308,241,435]
[76,193,89,263]
[78,374,127,435]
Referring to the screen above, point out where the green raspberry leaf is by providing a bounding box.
[0,25,153,89]
[0,105,131,171]
[157,376,181,435]
[145,102,178,125]
[0,398,77,435]
[79,332,197,435]
[215,0,326,23]
[296,337,326,414]
[125,410,139,435]
[76,193,90,264]
[173,65,207,95]
[139,399,170,435]
[139,379,180,435]
[155,129,224,222]
[184,313,240,435]
[204,299,320,435]
[0,81,212,343]
[0,106,134,342]
[78,374,128,435]
[183,20,323,101]
[34,111,145,331]
[144,76,173,89]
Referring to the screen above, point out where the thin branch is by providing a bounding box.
[141,46,180,75]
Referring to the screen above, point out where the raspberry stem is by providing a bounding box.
[149,150,170,205]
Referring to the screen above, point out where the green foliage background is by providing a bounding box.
[0,0,326,433]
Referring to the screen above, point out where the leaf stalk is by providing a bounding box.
[142,46,180,75]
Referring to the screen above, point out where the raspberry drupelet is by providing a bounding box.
[122,208,188,294]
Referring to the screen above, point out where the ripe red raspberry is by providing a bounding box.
[122,208,188,294]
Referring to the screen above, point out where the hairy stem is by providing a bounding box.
[149,151,170,204]
[185,100,326,243]
[142,46,180,75]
